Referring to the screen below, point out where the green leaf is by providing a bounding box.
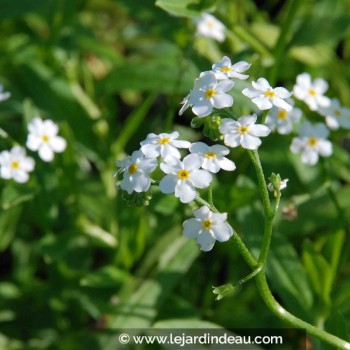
[0,205,22,252]
[152,318,222,328]
[80,266,131,288]
[302,240,333,305]
[156,0,219,17]
[267,236,313,314]
[1,185,35,210]
[106,235,199,331]
[290,16,350,47]
[0,0,42,19]
[101,56,198,95]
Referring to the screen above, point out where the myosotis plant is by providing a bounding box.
[114,55,350,349]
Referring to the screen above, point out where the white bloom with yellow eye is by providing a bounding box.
[117,150,158,194]
[242,78,293,111]
[140,131,191,159]
[319,98,350,130]
[159,154,212,203]
[290,122,332,165]
[219,115,271,150]
[183,206,233,251]
[212,56,250,80]
[194,13,226,42]
[26,117,66,162]
[265,99,302,135]
[293,73,330,111]
[189,142,236,173]
[0,146,35,183]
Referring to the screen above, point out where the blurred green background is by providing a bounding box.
[0,0,350,349]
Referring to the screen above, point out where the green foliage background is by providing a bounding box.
[0,0,349,349]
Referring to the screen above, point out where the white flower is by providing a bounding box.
[0,146,35,183]
[0,84,10,102]
[159,154,212,203]
[189,142,236,173]
[293,73,331,111]
[219,115,271,150]
[183,206,233,251]
[319,98,350,130]
[268,179,289,193]
[212,56,250,80]
[290,122,333,165]
[265,99,302,135]
[140,131,191,159]
[194,13,226,42]
[242,78,293,111]
[117,150,158,194]
[26,117,66,162]
[188,71,234,118]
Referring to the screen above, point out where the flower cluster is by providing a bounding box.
[0,113,67,183]
[115,130,236,251]
[116,55,349,252]
[179,56,250,118]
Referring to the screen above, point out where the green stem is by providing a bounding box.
[208,183,214,208]
[255,272,350,350]
[247,150,271,218]
[269,0,303,85]
[260,110,269,125]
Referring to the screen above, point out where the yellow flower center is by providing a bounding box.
[238,125,249,134]
[202,218,213,230]
[11,161,19,169]
[205,89,216,98]
[42,134,49,142]
[308,89,316,96]
[204,151,217,159]
[307,137,318,146]
[264,90,275,98]
[206,20,214,28]
[220,67,232,73]
[277,110,288,120]
[128,163,138,174]
[334,109,342,117]
[158,137,170,145]
[177,169,190,180]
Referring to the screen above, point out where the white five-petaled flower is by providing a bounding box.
[265,99,302,135]
[194,13,226,42]
[187,71,234,118]
[212,56,250,80]
[189,142,236,173]
[0,146,35,183]
[242,78,293,112]
[159,154,212,203]
[0,84,10,102]
[26,117,67,162]
[116,150,158,194]
[319,98,350,130]
[290,122,333,165]
[219,115,271,150]
[293,73,331,111]
[140,131,191,159]
[183,206,233,251]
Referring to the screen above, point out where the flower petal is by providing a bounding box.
[175,181,197,203]
[252,97,273,110]
[192,99,213,118]
[159,174,177,194]
[212,94,233,109]
[190,169,212,188]
[193,206,211,219]
[38,145,54,162]
[197,231,216,251]
[217,157,236,171]
[211,222,233,242]
[250,124,271,137]
[190,142,210,154]
[183,218,202,238]
[49,136,66,152]
[241,134,262,150]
